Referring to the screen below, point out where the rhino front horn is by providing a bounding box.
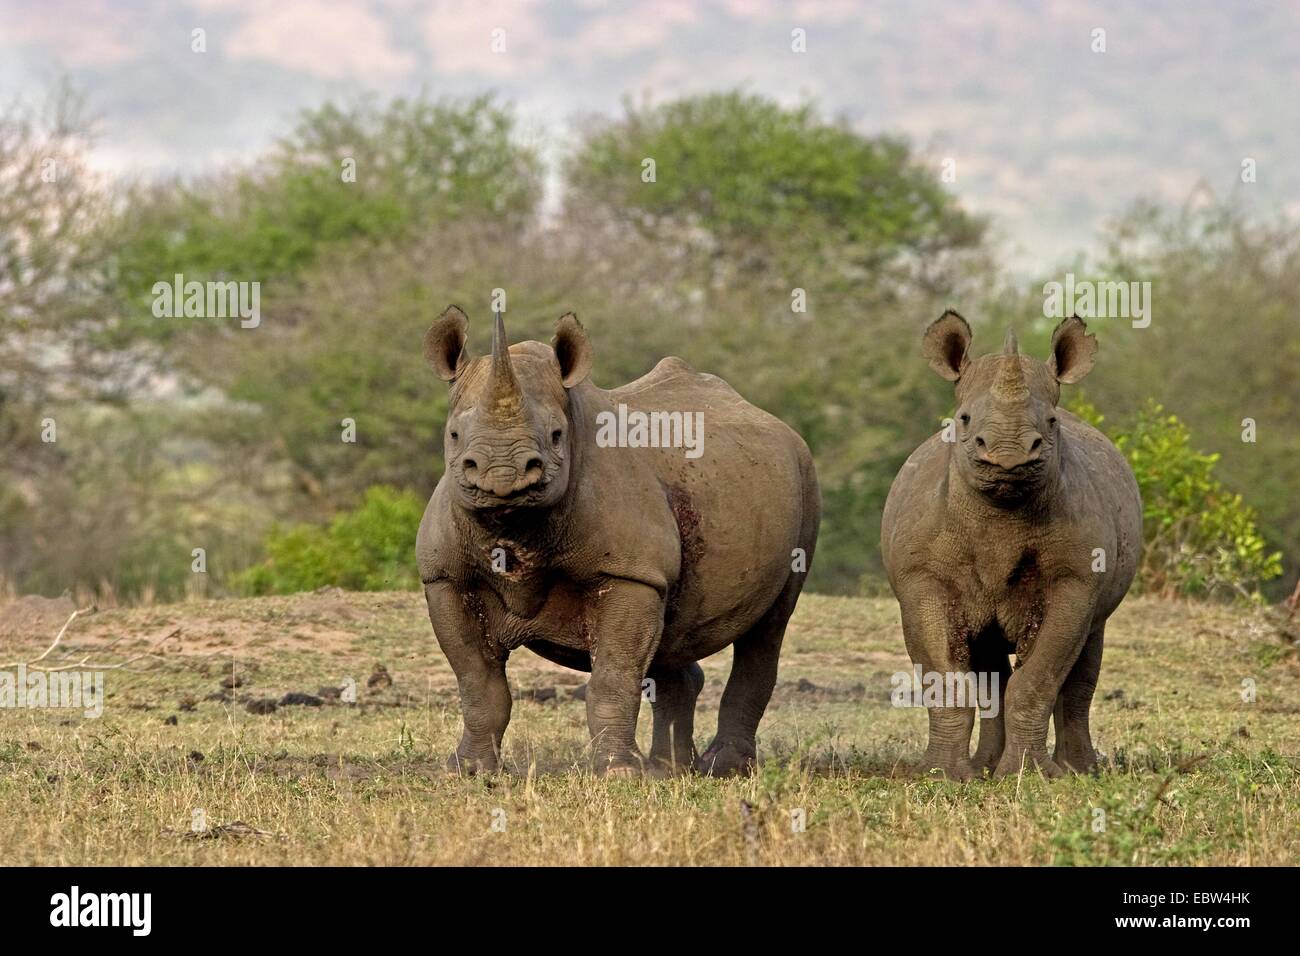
[489,310,524,415]
[993,326,1028,401]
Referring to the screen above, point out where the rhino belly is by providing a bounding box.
[523,640,592,672]
[654,458,809,662]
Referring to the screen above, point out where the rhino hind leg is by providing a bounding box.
[1052,622,1105,773]
[698,577,803,778]
[970,630,1012,776]
[647,662,705,775]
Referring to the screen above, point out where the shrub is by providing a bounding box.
[1070,399,1282,600]
[237,486,425,595]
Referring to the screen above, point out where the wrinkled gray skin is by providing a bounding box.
[881,312,1141,779]
[417,306,820,777]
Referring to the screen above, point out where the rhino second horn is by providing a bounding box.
[1002,327,1019,356]
[993,327,1029,401]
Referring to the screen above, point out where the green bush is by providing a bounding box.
[1071,399,1282,600]
[237,486,425,595]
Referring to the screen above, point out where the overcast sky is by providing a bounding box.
[3,0,1297,275]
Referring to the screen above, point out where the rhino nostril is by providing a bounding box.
[463,458,478,472]
[524,457,544,476]
[1030,437,1042,452]
[975,437,986,448]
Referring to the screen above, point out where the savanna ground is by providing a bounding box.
[0,590,1296,866]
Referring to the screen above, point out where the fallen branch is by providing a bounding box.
[0,607,180,671]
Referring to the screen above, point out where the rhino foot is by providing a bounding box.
[1053,744,1099,775]
[648,752,698,777]
[595,759,650,780]
[916,756,979,782]
[592,751,651,779]
[446,750,500,775]
[601,764,643,780]
[993,749,1064,779]
[970,748,1001,777]
[696,739,757,777]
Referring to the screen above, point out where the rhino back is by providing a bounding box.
[585,357,819,660]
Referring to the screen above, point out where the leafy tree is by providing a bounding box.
[565,91,987,291]
[106,93,543,347]
[0,84,121,421]
[0,84,149,597]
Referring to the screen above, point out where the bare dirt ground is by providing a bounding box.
[0,589,1296,865]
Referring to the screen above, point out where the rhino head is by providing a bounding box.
[922,310,1097,505]
[424,305,593,511]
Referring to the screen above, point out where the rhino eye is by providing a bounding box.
[959,413,970,426]
[450,430,459,441]
[551,429,563,446]
[1048,417,1058,428]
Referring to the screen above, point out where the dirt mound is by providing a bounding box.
[0,594,76,640]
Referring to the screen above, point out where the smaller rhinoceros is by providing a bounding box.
[417,306,820,777]
[881,312,1141,779]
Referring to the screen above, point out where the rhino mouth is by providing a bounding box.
[462,483,548,510]
[972,461,1046,500]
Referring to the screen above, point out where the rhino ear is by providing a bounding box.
[922,310,972,382]
[1048,316,1097,385]
[425,305,470,382]
[553,312,593,388]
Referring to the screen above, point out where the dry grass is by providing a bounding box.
[0,589,1296,865]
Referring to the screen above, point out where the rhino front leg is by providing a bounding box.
[995,581,1095,779]
[425,581,512,774]
[587,580,665,776]
[896,577,977,781]
[1053,622,1105,773]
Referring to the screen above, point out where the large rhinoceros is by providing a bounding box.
[881,312,1141,779]
[417,306,820,777]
